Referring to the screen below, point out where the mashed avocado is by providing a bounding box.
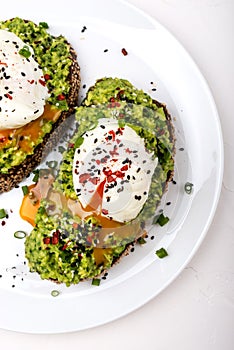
[25,78,175,286]
[0,17,72,173]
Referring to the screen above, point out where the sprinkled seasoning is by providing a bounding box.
[81,26,87,33]
[51,290,60,297]
[155,247,168,259]
[92,278,101,286]
[121,48,128,56]
[184,182,193,194]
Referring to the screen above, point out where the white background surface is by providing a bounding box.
[1,0,233,349]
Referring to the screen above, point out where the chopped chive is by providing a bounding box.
[137,237,147,245]
[51,290,60,297]
[92,278,101,286]
[14,231,26,239]
[118,119,125,128]
[0,208,6,219]
[46,160,58,169]
[32,170,39,183]
[19,45,31,58]
[153,213,169,226]
[22,185,29,196]
[39,21,49,29]
[184,182,193,194]
[75,136,84,148]
[156,247,168,259]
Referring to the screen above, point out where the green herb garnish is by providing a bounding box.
[0,208,6,219]
[155,247,168,259]
[51,290,60,297]
[75,136,84,148]
[14,231,26,239]
[153,213,169,226]
[137,237,147,245]
[19,45,31,58]
[32,170,39,183]
[39,21,49,29]
[184,182,193,194]
[92,278,101,286]
[22,185,29,196]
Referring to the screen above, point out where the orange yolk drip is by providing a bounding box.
[20,184,40,226]
[0,104,61,152]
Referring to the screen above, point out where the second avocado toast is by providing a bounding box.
[25,78,175,286]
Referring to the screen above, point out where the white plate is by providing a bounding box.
[0,0,223,333]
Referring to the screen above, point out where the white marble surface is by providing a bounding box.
[1,0,233,349]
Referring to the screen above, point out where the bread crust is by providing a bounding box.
[0,32,80,193]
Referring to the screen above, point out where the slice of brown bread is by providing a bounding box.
[0,20,80,192]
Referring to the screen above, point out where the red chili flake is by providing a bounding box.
[72,222,79,229]
[114,171,124,179]
[1,221,6,226]
[117,90,124,99]
[52,231,59,245]
[96,159,101,165]
[103,169,112,176]
[27,79,34,84]
[120,165,128,171]
[79,173,91,183]
[61,243,68,251]
[68,143,74,148]
[38,79,46,87]
[110,97,116,103]
[102,209,109,215]
[0,137,6,143]
[90,177,99,185]
[125,148,132,154]
[110,145,119,157]
[57,94,65,101]
[87,236,93,244]
[108,130,116,141]
[44,74,51,81]
[117,127,124,135]
[5,93,13,100]
[121,48,128,56]
[107,175,115,183]
[43,237,51,244]
[0,61,7,66]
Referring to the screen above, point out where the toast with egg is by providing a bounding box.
[0,17,80,192]
[25,78,175,286]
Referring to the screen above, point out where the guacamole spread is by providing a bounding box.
[0,17,73,173]
[25,78,175,286]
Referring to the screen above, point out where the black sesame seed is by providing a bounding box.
[166,201,171,205]
[150,236,155,240]
[104,49,108,52]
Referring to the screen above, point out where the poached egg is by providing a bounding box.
[0,29,48,129]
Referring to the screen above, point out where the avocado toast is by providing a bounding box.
[25,77,175,286]
[0,17,80,192]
